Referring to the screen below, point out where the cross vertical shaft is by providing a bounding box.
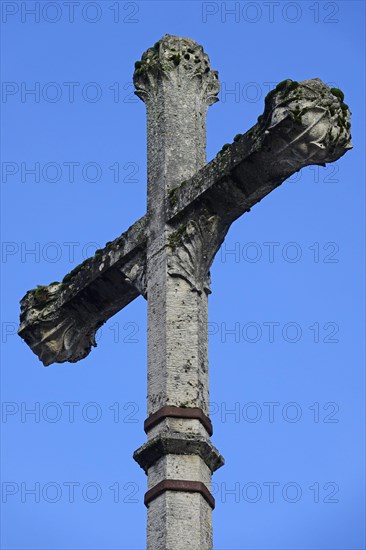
[133,35,223,549]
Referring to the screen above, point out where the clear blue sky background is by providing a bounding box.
[1,1,365,549]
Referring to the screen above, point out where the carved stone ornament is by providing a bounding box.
[133,34,220,106]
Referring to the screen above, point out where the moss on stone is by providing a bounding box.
[62,274,71,284]
[265,88,276,103]
[330,88,345,102]
[234,133,243,142]
[266,80,299,104]
[62,259,89,284]
[275,79,291,92]
[168,187,178,206]
[168,225,186,251]
[33,285,49,302]
[286,80,299,93]
[220,143,231,153]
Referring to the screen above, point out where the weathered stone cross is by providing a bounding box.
[19,35,352,549]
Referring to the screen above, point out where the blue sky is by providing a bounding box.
[1,1,365,549]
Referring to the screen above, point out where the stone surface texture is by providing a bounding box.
[18,34,352,550]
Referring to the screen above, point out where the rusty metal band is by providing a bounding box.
[144,479,215,509]
[144,406,213,436]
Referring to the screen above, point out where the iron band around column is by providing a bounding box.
[144,406,213,436]
[144,479,215,509]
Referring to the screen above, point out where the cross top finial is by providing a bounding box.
[133,34,220,105]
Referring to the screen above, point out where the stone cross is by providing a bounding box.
[19,35,352,550]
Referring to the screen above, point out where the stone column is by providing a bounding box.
[133,35,224,550]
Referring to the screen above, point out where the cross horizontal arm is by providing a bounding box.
[18,216,147,366]
[18,79,351,367]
